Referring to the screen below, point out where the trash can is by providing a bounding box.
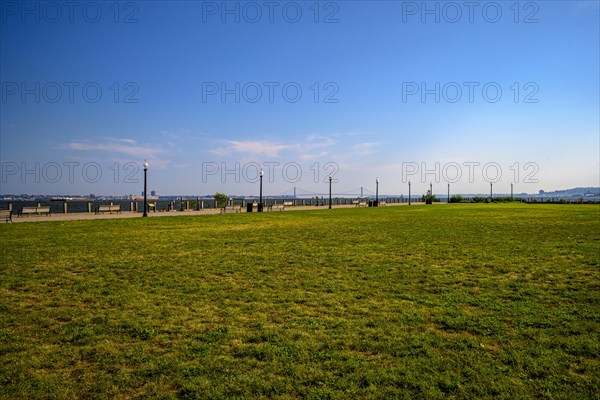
[257,203,263,212]
[372,200,378,207]
[247,203,253,213]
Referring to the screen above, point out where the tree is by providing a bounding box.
[422,190,438,204]
[449,195,465,203]
[214,192,228,208]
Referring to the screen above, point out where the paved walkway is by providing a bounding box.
[4,202,422,223]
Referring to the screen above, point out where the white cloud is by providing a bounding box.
[210,135,339,160]
[105,137,137,145]
[205,132,386,165]
[61,138,169,168]
[351,142,381,156]
[298,151,331,161]
[211,140,294,158]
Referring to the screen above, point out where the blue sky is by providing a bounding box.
[1,0,598,197]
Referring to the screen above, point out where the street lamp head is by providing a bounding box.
[376,178,379,183]
[260,170,264,177]
[143,161,149,171]
[329,176,332,182]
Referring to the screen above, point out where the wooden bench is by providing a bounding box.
[267,203,286,211]
[353,200,368,207]
[0,210,12,223]
[379,201,387,206]
[148,203,157,212]
[18,206,51,216]
[283,201,293,207]
[95,204,121,214]
[221,205,242,214]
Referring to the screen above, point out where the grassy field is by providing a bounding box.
[1,204,599,399]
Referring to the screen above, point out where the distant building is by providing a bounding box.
[131,193,159,201]
[151,190,156,196]
[539,190,545,195]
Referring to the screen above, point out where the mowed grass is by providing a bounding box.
[1,204,599,399]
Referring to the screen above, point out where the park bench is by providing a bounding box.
[95,204,121,214]
[148,203,157,212]
[353,200,368,207]
[221,205,242,214]
[267,203,286,211]
[18,206,51,217]
[379,201,387,206]
[267,202,291,211]
[0,210,12,223]
[283,201,293,207]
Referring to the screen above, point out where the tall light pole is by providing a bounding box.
[142,161,148,217]
[259,169,264,212]
[376,178,379,206]
[328,176,332,209]
[408,181,411,205]
[447,183,450,203]
[511,183,514,200]
[490,182,493,202]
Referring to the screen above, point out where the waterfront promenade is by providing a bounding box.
[3,202,418,223]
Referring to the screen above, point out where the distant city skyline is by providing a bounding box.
[1,1,599,196]
[2,185,598,200]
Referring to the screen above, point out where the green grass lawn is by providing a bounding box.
[1,204,599,399]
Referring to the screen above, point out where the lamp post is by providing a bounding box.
[142,161,148,217]
[408,181,411,205]
[447,183,450,203]
[376,178,379,206]
[328,176,332,209]
[490,182,493,202]
[259,169,264,212]
[511,183,513,200]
